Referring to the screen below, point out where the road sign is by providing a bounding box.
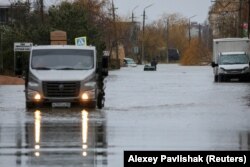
[103,50,110,56]
[75,37,87,46]
[14,42,33,52]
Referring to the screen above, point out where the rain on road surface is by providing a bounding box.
[0,64,250,167]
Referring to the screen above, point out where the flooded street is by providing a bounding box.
[1,64,250,167]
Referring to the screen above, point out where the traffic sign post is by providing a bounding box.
[14,42,33,52]
[103,50,110,57]
[75,37,87,46]
[13,42,33,73]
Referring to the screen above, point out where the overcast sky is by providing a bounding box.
[113,0,213,23]
[1,0,212,23]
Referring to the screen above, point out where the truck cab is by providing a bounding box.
[212,52,250,82]
[23,45,106,109]
[211,38,250,82]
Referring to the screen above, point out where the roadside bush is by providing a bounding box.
[180,38,210,65]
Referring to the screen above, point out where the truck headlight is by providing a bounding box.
[81,93,89,100]
[219,67,226,74]
[243,67,249,72]
[27,89,42,102]
[81,89,95,101]
[34,93,41,101]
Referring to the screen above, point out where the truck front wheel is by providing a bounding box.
[214,75,218,82]
[26,102,43,109]
[81,101,96,109]
[97,93,105,109]
[26,102,35,109]
[218,75,224,82]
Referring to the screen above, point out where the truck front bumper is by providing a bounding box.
[26,88,96,104]
[218,73,250,81]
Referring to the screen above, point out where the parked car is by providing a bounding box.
[123,58,137,67]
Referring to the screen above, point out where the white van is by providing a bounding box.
[19,45,107,108]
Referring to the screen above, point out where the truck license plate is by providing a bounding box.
[52,102,71,108]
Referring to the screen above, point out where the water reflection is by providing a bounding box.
[82,110,88,157]
[25,108,107,166]
[34,110,41,157]
[239,132,250,150]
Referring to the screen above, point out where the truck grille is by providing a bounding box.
[43,81,80,98]
[226,69,243,73]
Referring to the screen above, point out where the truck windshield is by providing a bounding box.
[31,49,94,70]
[219,54,249,65]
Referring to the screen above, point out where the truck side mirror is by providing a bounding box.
[211,62,218,68]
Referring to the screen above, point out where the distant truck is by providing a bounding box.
[167,48,180,62]
[16,45,108,109]
[211,38,250,82]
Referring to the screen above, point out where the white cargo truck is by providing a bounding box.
[211,38,250,82]
[16,45,108,109]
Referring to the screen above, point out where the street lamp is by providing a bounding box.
[141,4,153,64]
[111,0,119,68]
[131,5,139,22]
[188,15,197,46]
[131,5,139,62]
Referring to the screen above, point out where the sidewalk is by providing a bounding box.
[0,75,24,85]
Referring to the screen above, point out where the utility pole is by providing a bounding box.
[141,9,145,64]
[189,20,191,46]
[36,0,44,22]
[199,24,202,42]
[238,0,242,37]
[131,6,138,23]
[0,30,3,73]
[131,6,139,62]
[111,0,119,68]
[141,4,153,64]
[40,0,44,23]
[188,15,196,46]
[248,0,250,38]
[132,12,135,23]
[166,18,169,63]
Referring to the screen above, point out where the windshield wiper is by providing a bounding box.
[34,67,51,70]
[222,62,235,65]
[234,62,246,64]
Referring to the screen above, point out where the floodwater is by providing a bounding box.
[0,64,250,167]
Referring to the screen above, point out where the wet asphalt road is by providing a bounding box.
[0,64,250,167]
